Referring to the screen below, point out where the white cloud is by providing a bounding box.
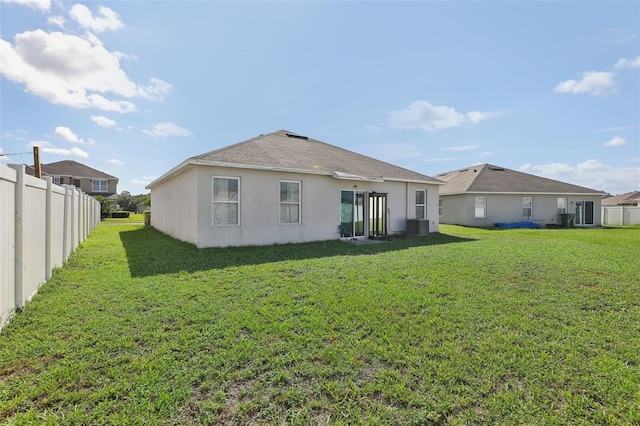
[69,4,124,33]
[0,147,9,162]
[388,101,464,132]
[47,15,66,28]
[0,29,171,112]
[91,115,117,127]
[131,176,159,185]
[107,159,124,165]
[520,160,639,194]
[143,122,193,138]
[554,71,616,96]
[614,56,640,70]
[387,101,499,132]
[138,78,173,100]
[440,145,479,152]
[29,140,89,158]
[54,126,83,143]
[603,136,626,147]
[0,0,50,12]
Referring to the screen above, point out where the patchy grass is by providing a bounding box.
[1,224,638,425]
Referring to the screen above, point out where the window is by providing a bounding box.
[557,197,567,214]
[415,189,426,219]
[438,198,443,217]
[475,197,486,218]
[280,181,300,224]
[522,197,533,218]
[92,179,108,192]
[52,176,61,185]
[213,177,239,225]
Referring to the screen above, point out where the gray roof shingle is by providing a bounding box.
[28,160,117,180]
[182,130,441,184]
[437,164,603,195]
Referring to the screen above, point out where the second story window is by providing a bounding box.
[92,179,108,192]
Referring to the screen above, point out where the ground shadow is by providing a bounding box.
[119,227,475,278]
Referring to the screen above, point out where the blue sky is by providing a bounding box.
[1,0,639,195]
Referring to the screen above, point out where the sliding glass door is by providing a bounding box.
[341,190,366,237]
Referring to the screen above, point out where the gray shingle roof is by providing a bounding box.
[437,164,603,195]
[184,130,441,184]
[29,160,117,180]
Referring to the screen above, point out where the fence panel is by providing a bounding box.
[20,172,48,308]
[1,166,16,329]
[602,206,640,226]
[0,164,101,331]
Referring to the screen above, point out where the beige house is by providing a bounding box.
[26,160,118,198]
[147,130,443,247]
[437,164,605,227]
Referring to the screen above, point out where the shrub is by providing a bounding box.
[110,211,130,219]
[143,209,151,227]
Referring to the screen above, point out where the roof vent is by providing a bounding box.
[459,169,468,173]
[285,133,308,140]
[489,167,505,171]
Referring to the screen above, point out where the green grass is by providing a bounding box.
[1,224,638,425]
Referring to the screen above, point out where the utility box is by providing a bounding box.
[406,219,429,236]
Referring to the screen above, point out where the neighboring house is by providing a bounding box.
[25,160,118,198]
[601,191,640,206]
[436,164,605,227]
[147,130,443,248]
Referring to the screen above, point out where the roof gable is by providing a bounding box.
[437,164,603,195]
[151,130,441,187]
[35,160,117,180]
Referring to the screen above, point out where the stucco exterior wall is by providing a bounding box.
[182,166,440,248]
[440,193,602,227]
[151,167,198,244]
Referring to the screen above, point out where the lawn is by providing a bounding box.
[0,224,638,425]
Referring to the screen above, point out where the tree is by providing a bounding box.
[94,195,115,218]
[117,191,137,212]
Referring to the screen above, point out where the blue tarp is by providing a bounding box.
[495,221,542,229]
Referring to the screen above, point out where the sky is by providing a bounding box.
[1,0,639,196]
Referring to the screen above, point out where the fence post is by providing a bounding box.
[9,164,25,309]
[44,176,53,280]
[70,186,76,253]
[62,185,69,261]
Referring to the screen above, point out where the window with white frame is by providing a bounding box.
[415,189,426,220]
[557,197,567,214]
[280,181,300,224]
[52,176,61,185]
[212,177,239,226]
[92,179,108,192]
[439,198,443,217]
[475,197,486,218]
[522,197,533,218]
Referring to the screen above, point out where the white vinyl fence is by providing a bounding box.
[601,206,640,226]
[1,164,100,331]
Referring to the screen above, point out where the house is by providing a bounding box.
[147,130,443,247]
[436,164,605,227]
[601,191,640,206]
[25,160,118,198]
